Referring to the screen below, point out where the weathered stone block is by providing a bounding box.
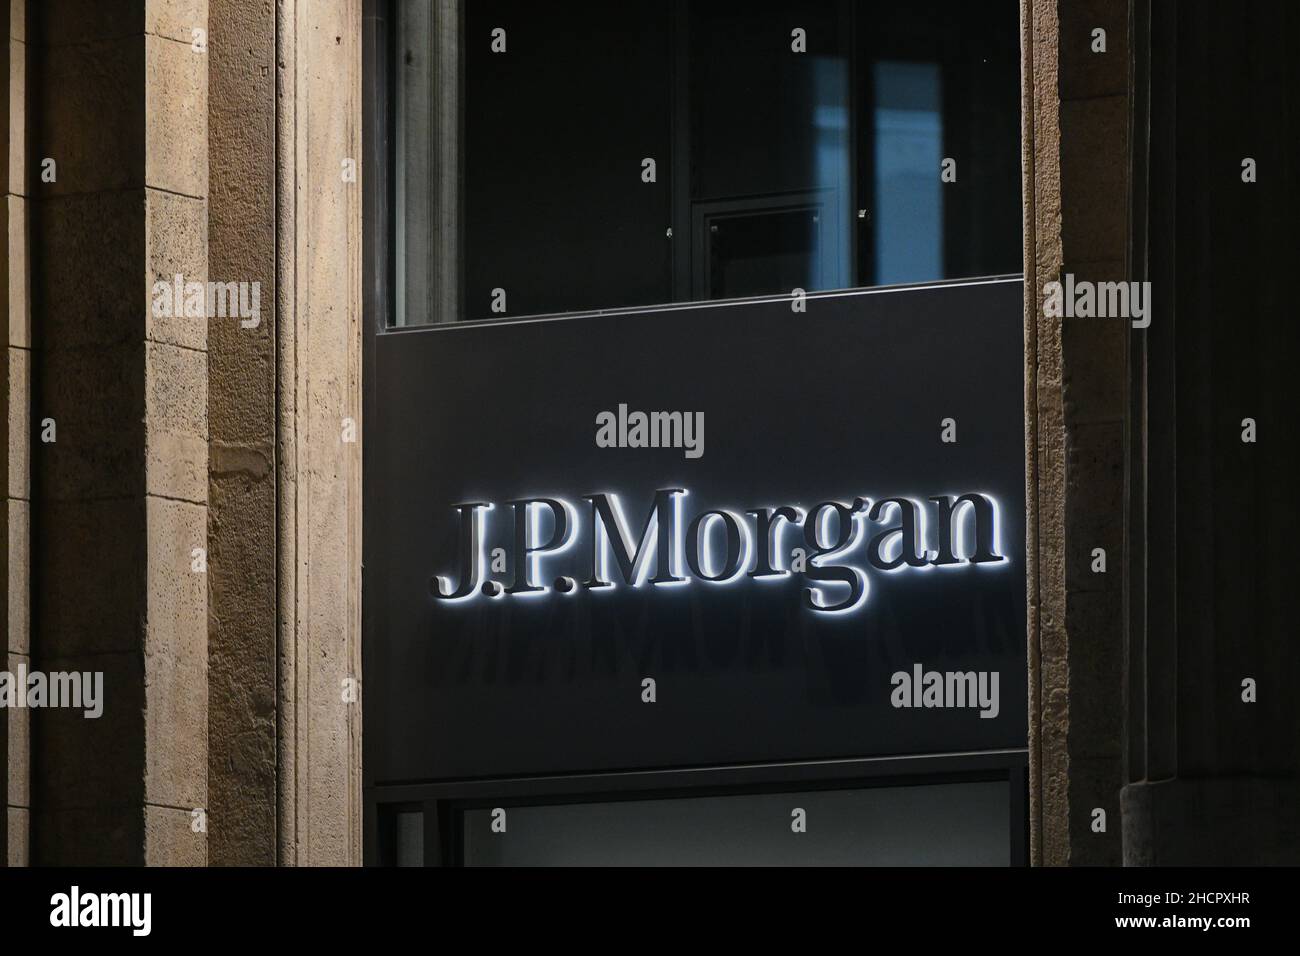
[145,342,208,503]
[37,191,146,348]
[5,344,27,499]
[207,464,277,864]
[32,649,145,811]
[1058,0,1129,101]
[1064,588,1124,753]
[144,803,205,865]
[1064,421,1124,594]
[1060,95,1129,264]
[35,805,142,866]
[1066,754,1123,864]
[6,34,25,197]
[39,1,145,45]
[5,652,28,806]
[1062,317,1126,423]
[146,188,208,351]
[38,36,145,195]
[6,497,27,653]
[6,195,30,347]
[38,343,145,501]
[145,32,207,198]
[146,0,207,47]
[145,344,206,438]
[143,495,207,809]
[208,342,274,447]
[37,497,146,656]
[8,0,25,43]
[6,806,28,866]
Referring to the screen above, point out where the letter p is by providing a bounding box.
[507,498,575,594]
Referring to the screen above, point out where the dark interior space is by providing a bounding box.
[409,0,1024,323]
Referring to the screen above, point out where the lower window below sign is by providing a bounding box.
[461,779,1012,867]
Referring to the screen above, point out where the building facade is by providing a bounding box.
[2,0,1297,866]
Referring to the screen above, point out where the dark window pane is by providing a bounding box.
[703,203,824,300]
[462,781,1012,866]
[394,1,1021,325]
[394,810,424,867]
[461,2,673,320]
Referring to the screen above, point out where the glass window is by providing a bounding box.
[462,780,1013,866]
[393,1,1021,325]
[394,809,424,867]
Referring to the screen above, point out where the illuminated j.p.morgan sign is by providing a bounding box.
[433,487,1007,614]
[366,279,1027,782]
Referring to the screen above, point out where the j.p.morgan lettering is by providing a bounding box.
[432,487,1006,614]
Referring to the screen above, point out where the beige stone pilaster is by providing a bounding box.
[207,0,279,867]
[1055,0,1129,867]
[275,0,364,866]
[1023,0,1066,866]
[3,0,30,868]
[30,0,209,865]
[1023,0,1132,865]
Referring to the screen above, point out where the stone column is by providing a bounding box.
[3,0,31,868]
[205,0,363,866]
[1022,0,1067,867]
[207,0,278,867]
[275,0,364,866]
[31,0,208,865]
[1121,0,1300,866]
[1055,0,1130,866]
[1022,0,1131,864]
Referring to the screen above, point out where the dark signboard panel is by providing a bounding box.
[366,278,1026,784]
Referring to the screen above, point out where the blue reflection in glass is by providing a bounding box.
[874,61,944,285]
[813,56,851,290]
